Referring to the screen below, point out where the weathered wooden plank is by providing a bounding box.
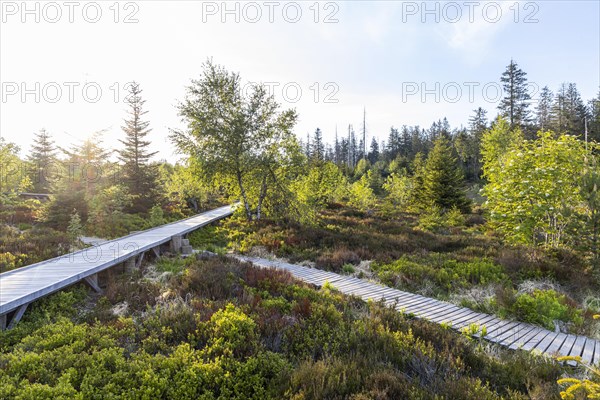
[581,338,596,364]
[496,324,538,348]
[426,307,470,324]
[593,340,600,366]
[416,303,460,319]
[545,333,568,356]
[520,329,553,351]
[509,327,547,350]
[492,323,533,345]
[485,321,522,340]
[532,332,560,353]
[444,311,488,328]
[569,336,587,358]
[557,335,577,357]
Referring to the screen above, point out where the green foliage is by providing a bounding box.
[480,117,523,178]
[0,225,70,272]
[0,257,565,399]
[117,82,160,214]
[43,190,88,231]
[66,210,83,247]
[0,138,26,194]
[87,185,147,238]
[291,162,348,209]
[163,158,213,213]
[417,206,466,233]
[509,289,583,330]
[417,136,470,213]
[373,256,508,295]
[483,132,592,247]
[348,173,376,213]
[382,171,413,213]
[171,60,299,222]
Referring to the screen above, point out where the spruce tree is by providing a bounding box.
[27,128,57,193]
[550,83,587,136]
[536,86,553,131]
[310,128,325,164]
[368,137,379,164]
[118,82,159,213]
[498,60,531,131]
[420,136,470,213]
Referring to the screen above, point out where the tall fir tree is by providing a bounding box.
[27,128,57,193]
[498,60,531,131]
[118,82,159,214]
[368,137,380,164]
[468,107,488,138]
[536,86,553,131]
[310,128,325,164]
[550,83,587,136]
[419,136,470,212]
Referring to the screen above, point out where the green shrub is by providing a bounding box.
[510,289,584,330]
[373,256,508,295]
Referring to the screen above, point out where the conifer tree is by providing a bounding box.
[27,128,57,193]
[536,86,553,131]
[368,137,379,164]
[419,136,470,212]
[498,60,531,131]
[118,82,159,213]
[310,128,325,164]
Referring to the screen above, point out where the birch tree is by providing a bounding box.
[171,60,298,221]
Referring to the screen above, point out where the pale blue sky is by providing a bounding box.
[1,0,598,159]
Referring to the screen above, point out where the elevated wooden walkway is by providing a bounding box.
[235,255,600,366]
[0,205,234,329]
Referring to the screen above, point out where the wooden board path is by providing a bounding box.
[234,255,600,366]
[0,205,234,329]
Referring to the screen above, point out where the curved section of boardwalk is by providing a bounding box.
[0,205,234,328]
[235,255,600,366]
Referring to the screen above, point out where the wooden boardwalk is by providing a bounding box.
[0,205,234,329]
[235,255,600,366]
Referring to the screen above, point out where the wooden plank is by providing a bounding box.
[593,340,600,366]
[235,256,600,362]
[496,324,538,348]
[428,307,473,324]
[532,332,560,353]
[545,333,568,356]
[399,298,442,314]
[518,329,553,351]
[492,323,533,345]
[485,321,522,340]
[581,338,596,364]
[451,312,495,329]
[569,335,587,358]
[557,335,577,357]
[416,303,460,319]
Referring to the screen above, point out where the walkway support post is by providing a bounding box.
[170,235,183,253]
